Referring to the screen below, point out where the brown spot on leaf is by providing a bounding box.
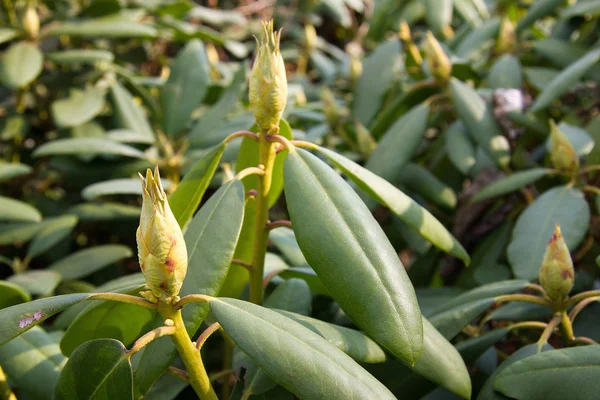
[18,310,45,329]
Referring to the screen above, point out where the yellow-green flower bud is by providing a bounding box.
[22,6,40,40]
[137,166,187,302]
[549,120,579,175]
[303,24,317,52]
[496,17,516,55]
[539,225,574,303]
[425,31,451,84]
[249,20,287,134]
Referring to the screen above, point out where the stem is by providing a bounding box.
[495,294,552,308]
[249,133,277,305]
[196,322,221,350]
[175,294,213,309]
[266,134,295,153]
[128,326,176,356]
[2,0,17,27]
[224,130,259,143]
[572,336,598,345]
[537,314,561,350]
[582,185,600,195]
[579,165,600,175]
[569,296,600,322]
[508,321,548,332]
[525,283,548,298]
[235,166,265,181]
[232,258,253,271]
[565,290,600,308]
[265,220,292,231]
[291,139,318,150]
[167,366,189,383]
[560,310,575,342]
[89,293,157,309]
[159,305,217,400]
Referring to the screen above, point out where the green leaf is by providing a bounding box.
[425,0,453,34]
[0,28,18,44]
[0,162,32,182]
[456,328,509,364]
[106,129,155,144]
[278,267,329,296]
[489,55,522,89]
[0,294,91,346]
[0,326,66,399]
[507,186,590,280]
[0,196,41,222]
[455,18,500,60]
[269,227,307,266]
[33,138,147,159]
[109,81,155,143]
[530,48,600,112]
[135,180,244,396]
[398,164,457,210]
[0,42,43,89]
[471,168,551,203]
[46,19,156,38]
[366,104,430,181]
[161,40,210,136]
[547,122,594,157]
[81,178,172,200]
[27,215,78,259]
[353,39,403,126]
[0,222,44,245]
[284,149,423,364]
[169,142,226,227]
[70,202,140,221]
[0,281,31,309]
[276,310,386,363]
[449,78,510,167]
[236,119,293,207]
[48,244,133,280]
[7,270,63,296]
[60,296,155,356]
[429,298,494,339]
[524,67,561,91]
[534,39,600,81]
[446,121,476,175]
[494,346,600,400]
[51,87,106,128]
[313,146,470,264]
[561,0,600,19]
[211,298,396,399]
[46,49,115,64]
[516,0,564,33]
[55,339,133,400]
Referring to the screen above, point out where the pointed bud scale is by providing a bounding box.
[249,20,288,134]
[549,120,579,174]
[539,225,575,302]
[22,6,40,40]
[425,31,451,84]
[137,166,187,301]
[496,17,516,54]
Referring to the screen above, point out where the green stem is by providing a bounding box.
[89,292,157,309]
[537,314,561,350]
[565,290,600,308]
[128,325,175,356]
[569,296,600,322]
[508,321,548,332]
[196,322,221,350]
[249,133,276,305]
[159,305,217,400]
[2,0,17,27]
[560,310,575,343]
[175,294,213,309]
[495,293,552,307]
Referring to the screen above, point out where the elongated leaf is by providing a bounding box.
[314,146,470,264]
[51,87,106,128]
[135,180,244,395]
[548,122,595,157]
[456,18,500,59]
[516,0,563,33]
[366,104,429,181]
[169,142,225,227]
[489,55,522,89]
[161,40,210,136]
[0,281,31,309]
[449,78,510,167]
[70,202,140,221]
[27,215,78,259]
[353,39,403,126]
[0,28,18,44]
[0,326,66,400]
[562,0,600,18]
[0,42,43,89]
[0,162,32,182]
[425,0,453,34]
[0,222,45,245]
[456,328,509,363]
[46,20,156,38]
[33,138,146,159]
[82,178,172,200]
[507,186,590,280]
[284,149,423,364]
[398,163,457,210]
[48,244,133,280]
[494,346,600,400]
[279,267,329,296]
[0,294,91,345]
[534,39,600,81]
[55,339,133,400]
[530,48,600,112]
[0,196,41,222]
[471,168,551,203]
[429,298,494,339]
[269,227,307,266]
[446,121,476,175]
[211,298,396,399]
[7,270,62,296]
[110,81,155,142]
[46,49,115,64]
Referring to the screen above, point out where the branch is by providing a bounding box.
[89,292,157,310]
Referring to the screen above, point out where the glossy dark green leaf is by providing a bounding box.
[398,163,457,210]
[366,104,429,181]
[471,168,551,203]
[236,119,293,207]
[0,281,31,309]
[429,298,494,339]
[489,55,522,89]
[211,298,396,399]
[46,19,156,38]
[425,0,453,34]
[507,186,590,280]
[446,121,476,175]
[7,270,62,296]
[494,346,600,400]
[0,42,43,89]
[48,244,133,280]
[46,49,115,64]
[284,149,423,364]
[314,146,470,264]
[33,138,146,159]
[27,215,78,259]
[0,162,32,182]
[449,78,510,167]
[51,87,106,128]
[0,294,91,346]
[109,81,155,143]
[516,0,563,33]
[161,40,210,136]
[530,48,600,112]
[169,142,226,227]
[0,196,41,222]
[55,339,133,400]
[0,326,66,399]
[353,39,403,126]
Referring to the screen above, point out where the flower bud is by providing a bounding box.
[496,17,516,55]
[303,24,317,52]
[22,6,40,40]
[549,120,579,175]
[249,20,287,134]
[425,31,451,84]
[539,225,574,303]
[137,166,187,302]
